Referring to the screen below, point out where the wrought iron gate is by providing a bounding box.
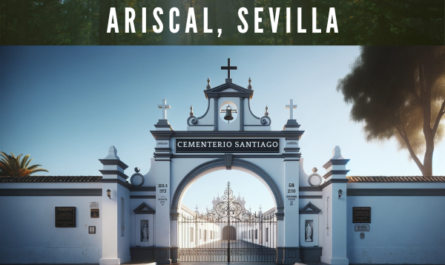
[178,182,277,262]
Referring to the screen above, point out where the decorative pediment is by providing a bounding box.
[133,202,155,214]
[204,82,254,99]
[300,202,321,214]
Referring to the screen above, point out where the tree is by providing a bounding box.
[0,152,49,177]
[337,47,445,176]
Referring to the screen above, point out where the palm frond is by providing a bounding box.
[0,152,48,177]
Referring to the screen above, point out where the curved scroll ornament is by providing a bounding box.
[211,182,244,221]
[187,116,198,125]
[182,182,277,223]
[260,116,271,126]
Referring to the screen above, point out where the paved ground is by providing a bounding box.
[170,263,328,265]
[195,240,275,249]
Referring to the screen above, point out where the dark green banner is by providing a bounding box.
[1,0,443,45]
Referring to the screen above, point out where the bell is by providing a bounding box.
[224,105,234,122]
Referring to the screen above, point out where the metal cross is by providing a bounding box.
[158,99,171,120]
[221,58,237,80]
[285,99,297,120]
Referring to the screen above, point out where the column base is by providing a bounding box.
[100,258,121,265]
[277,247,301,264]
[321,256,349,265]
[155,247,172,264]
[171,247,178,263]
[130,247,155,262]
[300,247,322,263]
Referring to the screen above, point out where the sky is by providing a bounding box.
[1,46,444,211]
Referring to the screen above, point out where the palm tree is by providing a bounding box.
[0,152,49,177]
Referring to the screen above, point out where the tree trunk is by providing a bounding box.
[423,137,434,176]
[420,62,434,176]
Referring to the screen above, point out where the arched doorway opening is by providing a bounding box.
[173,159,281,262]
[222,226,236,240]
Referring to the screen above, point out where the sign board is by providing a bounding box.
[55,207,76,227]
[353,207,371,223]
[176,139,279,153]
[91,209,99,218]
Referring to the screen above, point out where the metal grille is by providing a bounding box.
[178,182,277,262]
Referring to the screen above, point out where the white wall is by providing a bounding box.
[0,195,102,264]
[347,194,445,264]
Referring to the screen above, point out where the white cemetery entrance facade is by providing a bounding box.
[1,59,445,265]
[150,59,304,264]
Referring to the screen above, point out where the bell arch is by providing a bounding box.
[171,158,284,219]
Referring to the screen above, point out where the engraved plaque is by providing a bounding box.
[354,224,370,232]
[55,207,76,227]
[353,207,371,223]
[91,208,99,218]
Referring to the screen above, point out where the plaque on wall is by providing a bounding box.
[89,226,96,234]
[55,207,76,227]
[91,209,99,218]
[353,207,371,223]
[176,139,280,153]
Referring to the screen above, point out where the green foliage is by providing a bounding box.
[337,47,445,176]
[0,152,49,177]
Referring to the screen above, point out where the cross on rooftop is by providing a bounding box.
[221,58,237,80]
[158,99,171,120]
[286,99,297,120]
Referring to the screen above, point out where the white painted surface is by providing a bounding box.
[284,160,300,247]
[0,196,102,264]
[347,195,445,264]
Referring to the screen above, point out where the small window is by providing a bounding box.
[199,229,202,240]
[190,227,194,242]
[266,228,269,242]
[255,229,258,239]
[204,230,207,242]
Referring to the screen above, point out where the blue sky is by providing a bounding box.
[1,46,444,211]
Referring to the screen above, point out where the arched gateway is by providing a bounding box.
[146,59,306,264]
[120,59,349,265]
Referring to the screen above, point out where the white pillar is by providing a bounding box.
[280,155,301,264]
[99,146,130,265]
[321,146,350,265]
[154,160,172,264]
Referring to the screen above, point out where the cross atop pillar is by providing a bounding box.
[158,99,171,120]
[221,58,237,82]
[285,99,297,120]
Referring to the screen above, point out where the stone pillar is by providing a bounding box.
[99,146,130,265]
[321,146,350,265]
[153,119,173,264]
[279,120,302,264]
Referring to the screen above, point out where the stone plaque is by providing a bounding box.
[55,207,76,227]
[353,207,371,223]
[354,224,370,232]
